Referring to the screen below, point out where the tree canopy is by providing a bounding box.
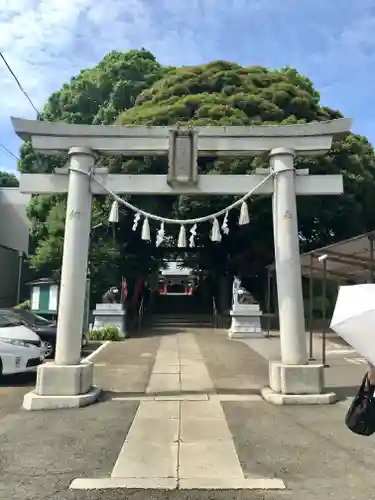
[0,171,19,187]
[18,51,375,302]
[117,60,375,277]
[20,49,170,301]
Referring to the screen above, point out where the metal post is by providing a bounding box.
[266,267,271,336]
[272,270,278,332]
[322,257,328,367]
[308,254,315,360]
[369,235,374,283]
[16,250,23,304]
[83,277,91,334]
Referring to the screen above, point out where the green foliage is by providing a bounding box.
[118,62,328,126]
[19,49,169,301]
[116,59,375,278]
[18,51,375,297]
[88,325,120,341]
[14,300,30,310]
[0,171,19,187]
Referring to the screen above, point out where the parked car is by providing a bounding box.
[2,308,88,359]
[0,309,44,377]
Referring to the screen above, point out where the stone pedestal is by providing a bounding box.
[92,303,126,338]
[261,361,337,405]
[23,362,101,410]
[228,303,264,339]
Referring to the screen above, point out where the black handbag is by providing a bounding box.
[345,374,375,436]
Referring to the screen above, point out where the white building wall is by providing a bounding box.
[0,188,31,253]
[0,188,31,306]
[0,245,19,307]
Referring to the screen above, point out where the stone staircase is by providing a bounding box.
[145,293,214,331]
[149,313,214,330]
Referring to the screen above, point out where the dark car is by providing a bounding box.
[4,308,87,359]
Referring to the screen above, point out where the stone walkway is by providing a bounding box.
[71,331,284,490]
[2,328,375,499]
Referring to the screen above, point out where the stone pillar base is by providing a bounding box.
[228,303,264,339]
[22,361,101,410]
[261,361,337,405]
[93,303,126,338]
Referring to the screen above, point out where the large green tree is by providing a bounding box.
[19,55,375,303]
[19,49,171,302]
[0,171,19,187]
[117,61,375,279]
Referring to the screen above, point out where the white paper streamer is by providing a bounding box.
[132,212,141,231]
[108,200,119,223]
[239,201,249,225]
[156,222,165,247]
[221,211,229,234]
[141,218,151,241]
[211,218,222,242]
[189,224,197,248]
[178,225,187,248]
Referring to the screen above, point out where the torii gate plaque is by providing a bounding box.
[11,117,351,409]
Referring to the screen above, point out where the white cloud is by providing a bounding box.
[0,162,19,176]
[0,0,375,163]
[0,0,115,115]
[0,0,374,116]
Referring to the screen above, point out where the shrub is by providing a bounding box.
[14,300,31,310]
[88,325,120,341]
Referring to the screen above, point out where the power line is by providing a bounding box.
[0,143,20,161]
[0,52,40,115]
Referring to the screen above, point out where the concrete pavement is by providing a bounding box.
[72,333,284,490]
[0,343,99,419]
[0,328,374,500]
[242,332,368,398]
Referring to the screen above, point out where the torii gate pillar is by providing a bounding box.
[271,147,308,365]
[23,147,99,410]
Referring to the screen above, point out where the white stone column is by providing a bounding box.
[55,147,95,365]
[270,147,308,365]
[23,147,102,410]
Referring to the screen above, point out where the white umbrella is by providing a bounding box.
[330,284,375,365]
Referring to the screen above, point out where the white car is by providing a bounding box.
[0,309,44,377]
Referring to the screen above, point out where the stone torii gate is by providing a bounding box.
[11,117,351,410]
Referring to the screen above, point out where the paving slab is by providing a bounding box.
[147,373,181,393]
[125,415,179,443]
[152,363,180,374]
[154,394,209,401]
[136,400,180,419]
[93,336,160,395]
[178,478,286,490]
[179,441,244,479]
[195,329,269,393]
[181,400,224,420]
[180,374,214,392]
[180,418,233,443]
[70,477,177,490]
[111,441,179,478]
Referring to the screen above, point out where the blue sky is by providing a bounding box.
[1,0,374,175]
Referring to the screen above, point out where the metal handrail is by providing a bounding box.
[212,296,219,329]
[137,296,145,332]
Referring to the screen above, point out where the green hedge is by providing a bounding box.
[88,325,120,341]
[14,300,31,310]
